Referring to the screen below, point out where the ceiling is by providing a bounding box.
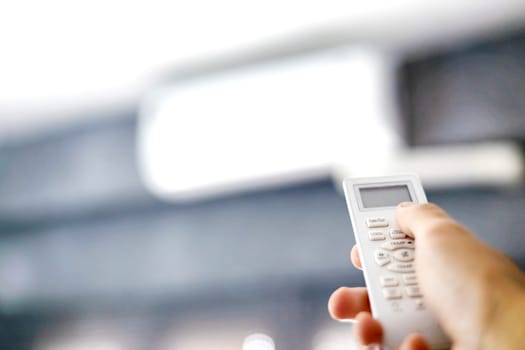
[1,0,524,139]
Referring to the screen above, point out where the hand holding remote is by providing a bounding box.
[329,202,525,350]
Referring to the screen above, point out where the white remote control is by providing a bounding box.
[342,174,450,349]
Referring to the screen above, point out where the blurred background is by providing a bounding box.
[1,0,525,349]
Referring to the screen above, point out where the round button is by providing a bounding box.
[393,249,414,262]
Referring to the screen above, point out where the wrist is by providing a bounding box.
[481,274,525,350]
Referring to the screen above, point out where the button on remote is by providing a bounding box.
[381,239,415,250]
[403,274,418,285]
[369,231,386,240]
[406,286,422,297]
[393,249,414,262]
[366,217,388,228]
[374,249,390,266]
[382,287,402,299]
[386,262,415,273]
[389,229,406,239]
[414,298,424,309]
[380,276,399,287]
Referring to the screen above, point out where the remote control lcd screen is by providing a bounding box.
[360,185,412,208]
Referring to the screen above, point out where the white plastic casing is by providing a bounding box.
[342,174,450,349]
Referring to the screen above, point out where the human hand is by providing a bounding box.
[328,202,525,349]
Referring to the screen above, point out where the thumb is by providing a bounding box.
[395,202,462,240]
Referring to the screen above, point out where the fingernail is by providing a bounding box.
[398,202,415,207]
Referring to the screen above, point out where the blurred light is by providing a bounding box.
[139,47,398,200]
[313,324,360,350]
[158,317,271,350]
[243,333,275,350]
[159,332,244,350]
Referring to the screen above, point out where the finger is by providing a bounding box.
[350,245,362,270]
[328,287,371,320]
[398,333,429,350]
[352,311,383,345]
[396,202,464,240]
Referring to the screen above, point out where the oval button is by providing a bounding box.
[381,239,415,250]
[374,249,390,266]
[393,249,414,262]
[386,262,415,273]
[389,229,406,239]
[366,217,388,228]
